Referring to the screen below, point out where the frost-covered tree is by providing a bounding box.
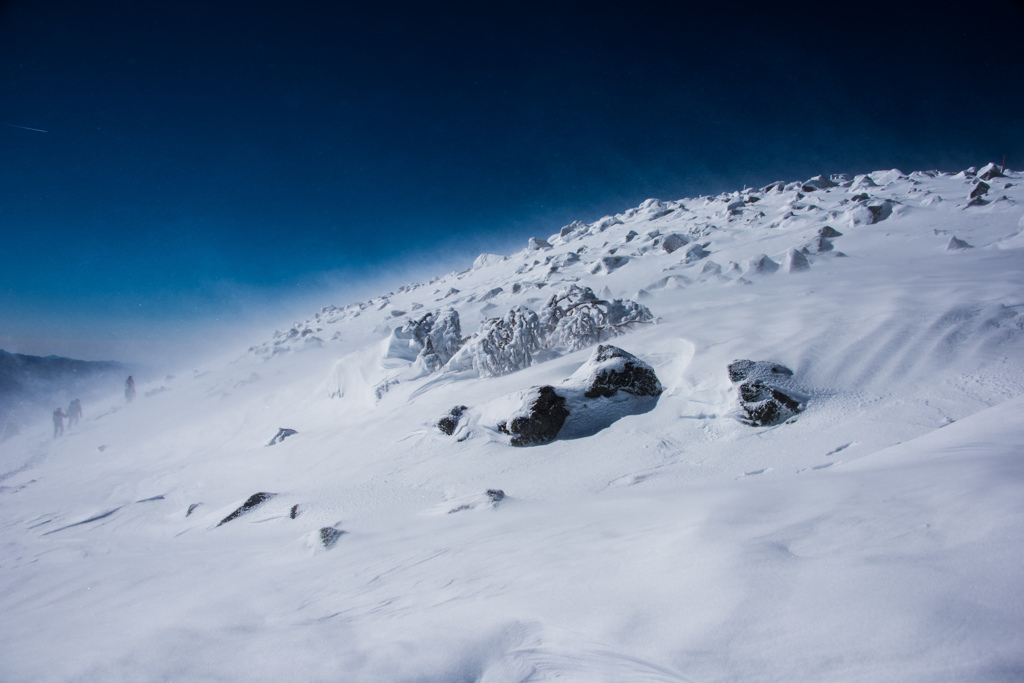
[445,306,543,377]
[539,285,654,353]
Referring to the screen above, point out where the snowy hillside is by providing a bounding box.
[2,165,1024,681]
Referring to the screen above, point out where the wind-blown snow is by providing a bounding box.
[2,166,1024,681]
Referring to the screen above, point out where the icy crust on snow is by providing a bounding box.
[4,165,1024,681]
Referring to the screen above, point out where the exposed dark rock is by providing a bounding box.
[728,359,794,384]
[500,385,569,447]
[583,345,663,399]
[802,235,833,254]
[969,181,990,199]
[818,226,843,238]
[486,489,505,503]
[661,233,690,253]
[967,196,989,207]
[747,254,779,274]
[319,526,346,549]
[867,201,894,223]
[216,492,276,527]
[267,428,298,446]
[438,405,468,435]
[623,230,638,243]
[727,360,802,426]
[946,236,974,251]
[290,504,300,519]
[978,162,1005,181]
[784,249,810,272]
[186,503,201,517]
[851,193,869,202]
[737,381,803,426]
[801,175,837,192]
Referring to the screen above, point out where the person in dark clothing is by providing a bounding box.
[67,398,82,427]
[125,376,136,403]
[53,407,66,438]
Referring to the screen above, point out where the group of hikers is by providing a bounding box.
[50,376,137,439]
[51,398,82,438]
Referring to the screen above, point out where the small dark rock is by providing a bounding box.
[216,492,276,527]
[728,360,802,426]
[969,181,990,199]
[290,504,300,519]
[584,345,664,399]
[966,196,988,207]
[978,163,1005,181]
[186,503,201,517]
[623,230,638,243]
[851,193,869,203]
[267,428,298,446]
[802,235,833,253]
[438,405,468,435]
[319,526,346,549]
[946,236,974,251]
[818,226,843,238]
[728,359,794,383]
[504,386,569,447]
[486,489,505,503]
[867,201,893,223]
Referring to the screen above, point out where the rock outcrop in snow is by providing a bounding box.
[492,345,663,446]
[728,360,804,426]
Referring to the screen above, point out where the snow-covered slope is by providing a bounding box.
[2,165,1023,681]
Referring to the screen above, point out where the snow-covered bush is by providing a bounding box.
[445,306,543,377]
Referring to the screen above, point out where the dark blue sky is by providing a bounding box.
[2,1,1022,362]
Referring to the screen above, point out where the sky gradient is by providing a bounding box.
[2,1,1022,363]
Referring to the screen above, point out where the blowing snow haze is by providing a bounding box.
[2,164,1024,680]
[1,1,1022,363]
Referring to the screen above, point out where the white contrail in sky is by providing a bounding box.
[1,122,48,133]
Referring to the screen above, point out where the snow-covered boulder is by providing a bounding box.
[473,253,505,270]
[577,345,663,398]
[746,254,780,274]
[727,360,804,426]
[661,233,690,253]
[682,242,710,263]
[978,162,1005,181]
[784,248,810,272]
[494,345,663,446]
[802,175,837,192]
[592,255,629,274]
[801,235,833,254]
[497,385,569,446]
[528,237,552,251]
[819,225,843,238]
[969,181,990,200]
[437,405,468,436]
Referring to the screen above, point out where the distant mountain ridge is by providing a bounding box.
[0,349,129,434]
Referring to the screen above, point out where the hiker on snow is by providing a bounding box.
[67,398,82,427]
[52,407,66,438]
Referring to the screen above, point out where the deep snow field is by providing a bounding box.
[2,166,1024,681]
